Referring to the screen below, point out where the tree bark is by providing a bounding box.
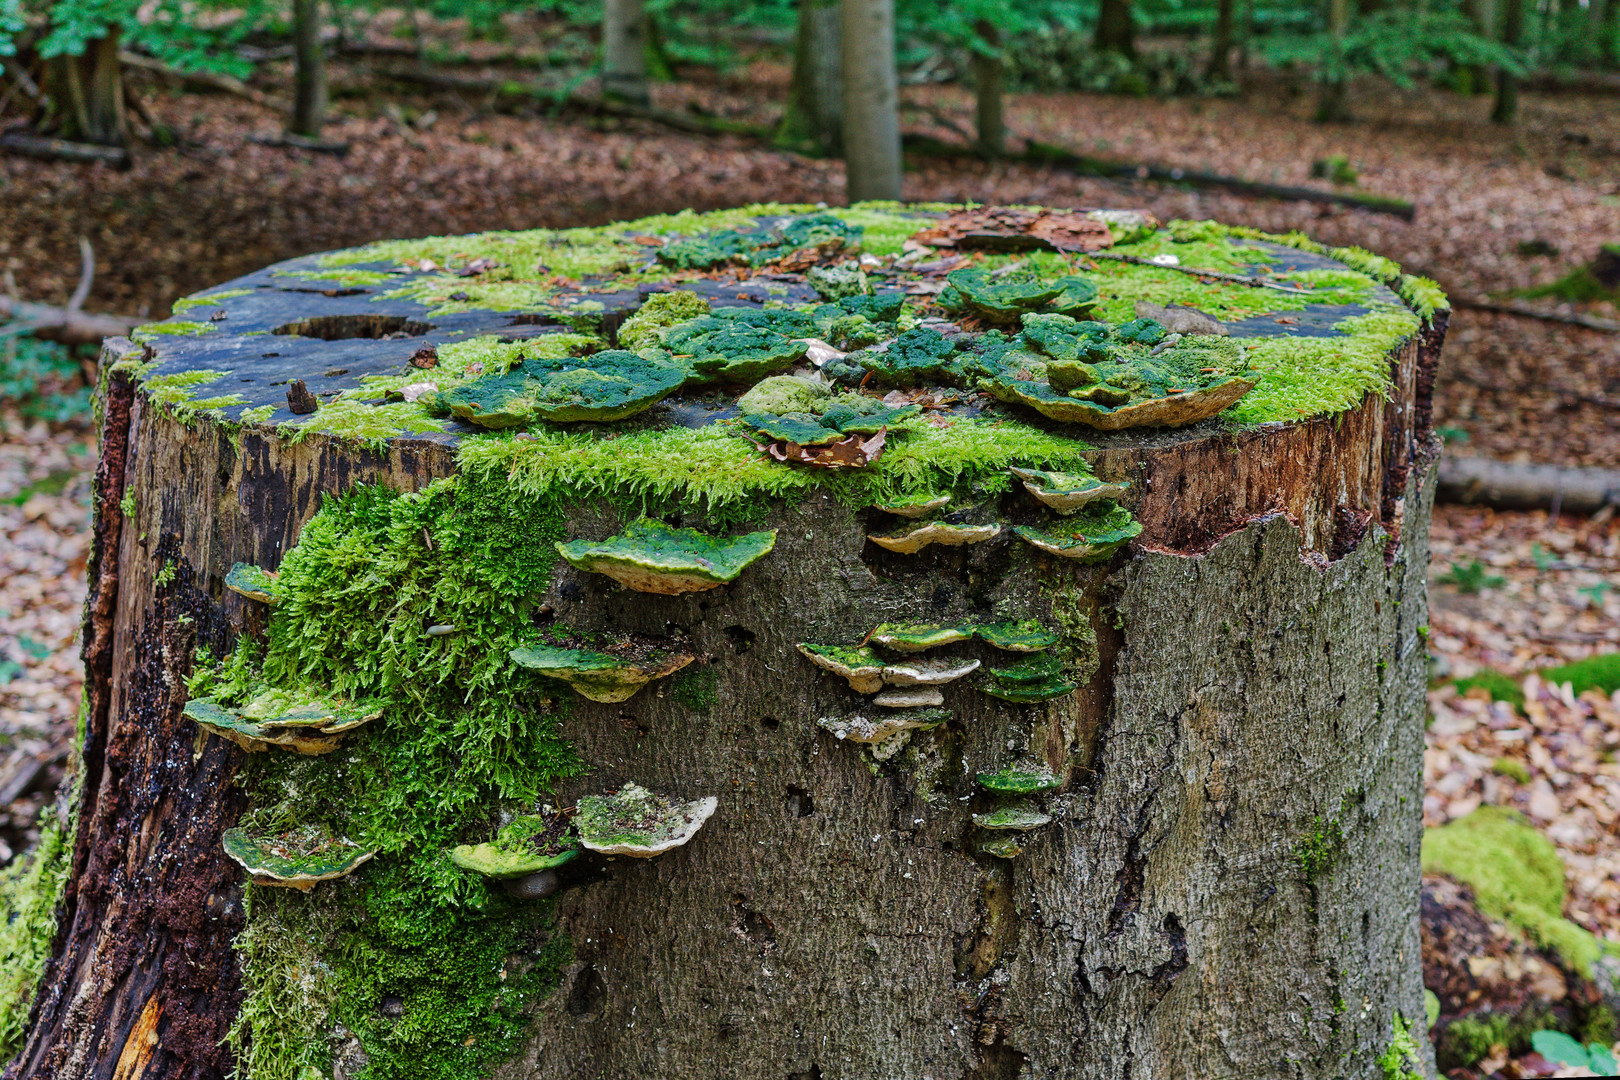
[289,0,327,138]
[1317,0,1353,122]
[778,0,843,154]
[841,0,901,202]
[4,214,1445,1079]
[42,29,127,147]
[1493,0,1524,123]
[972,20,1005,157]
[1094,0,1137,58]
[601,0,649,107]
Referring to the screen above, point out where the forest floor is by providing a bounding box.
[0,39,1618,1074]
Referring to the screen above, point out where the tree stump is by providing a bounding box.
[2,205,1449,1080]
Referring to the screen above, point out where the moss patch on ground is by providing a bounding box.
[0,807,71,1060]
[1422,806,1615,977]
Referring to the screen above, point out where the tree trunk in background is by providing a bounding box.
[602,0,649,107]
[290,0,326,138]
[1595,0,1619,64]
[1206,0,1235,82]
[1493,0,1524,123]
[42,29,126,146]
[841,0,901,202]
[1461,0,1493,94]
[778,0,843,155]
[1316,0,1352,122]
[1094,0,1137,57]
[972,20,1004,157]
[2,227,1447,1078]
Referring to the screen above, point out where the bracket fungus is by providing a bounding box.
[972,803,1054,831]
[1010,467,1131,515]
[976,620,1060,653]
[662,318,809,385]
[863,622,975,652]
[981,654,1079,704]
[1013,502,1143,562]
[874,493,951,518]
[880,657,981,686]
[556,517,778,595]
[222,827,376,891]
[815,707,949,746]
[799,644,978,699]
[574,782,718,857]
[510,644,693,703]
[797,643,886,694]
[450,813,580,880]
[438,350,688,427]
[873,687,945,708]
[184,694,380,754]
[867,521,1002,554]
[225,562,281,604]
[976,768,1064,796]
[944,268,1099,324]
[655,213,861,270]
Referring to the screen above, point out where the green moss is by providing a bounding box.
[617,290,711,351]
[143,368,249,422]
[172,288,254,313]
[1227,306,1418,425]
[1423,806,1615,976]
[238,405,276,426]
[1450,668,1526,710]
[273,267,399,288]
[1440,1013,1511,1070]
[669,666,720,711]
[1377,1014,1425,1080]
[1296,813,1347,876]
[0,807,72,1059]
[1541,652,1620,698]
[132,320,218,341]
[1492,757,1531,784]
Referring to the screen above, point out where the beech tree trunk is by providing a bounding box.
[778,0,843,154]
[1317,0,1353,122]
[42,29,127,146]
[972,21,1005,157]
[290,0,327,138]
[1493,0,1525,124]
[1094,0,1137,58]
[841,0,901,202]
[3,211,1446,1080]
[1206,0,1236,82]
[601,0,649,107]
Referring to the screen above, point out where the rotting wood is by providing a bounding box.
[1438,456,1620,513]
[0,132,129,168]
[1450,295,1620,333]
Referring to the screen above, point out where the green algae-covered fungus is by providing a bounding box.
[864,622,975,652]
[978,834,1027,859]
[854,327,960,387]
[438,350,688,427]
[972,803,1054,830]
[510,644,693,703]
[573,782,719,857]
[556,517,778,595]
[741,397,920,446]
[184,695,379,754]
[450,814,580,879]
[977,768,1064,796]
[226,563,281,604]
[868,521,1002,554]
[657,213,862,269]
[1014,502,1143,562]
[661,317,808,385]
[616,290,711,351]
[223,827,376,891]
[1010,467,1130,515]
[946,267,1063,324]
[981,653,1079,703]
[976,620,1060,652]
[797,643,887,694]
[735,375,832,416]
[874,493,951,518]
[815,707,949,746]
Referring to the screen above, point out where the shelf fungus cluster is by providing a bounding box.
[972,768,1064,859]
[225,562,281,604]
[222,827,376,890]
[555,517,777,595]
[184,692,381,754]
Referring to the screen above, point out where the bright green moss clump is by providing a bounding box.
[0,808,72,1059]
[1423,806,1615,976]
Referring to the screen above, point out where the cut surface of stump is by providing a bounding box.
[5,203,1449,1080]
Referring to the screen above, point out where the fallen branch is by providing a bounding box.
[0,132,129,167]
[902,134,1416,220]
[1450,296,1620,333]
[1438,456,1620,514]
[0,297,138,344]
[247,131,350,154]
[119,50,287,112]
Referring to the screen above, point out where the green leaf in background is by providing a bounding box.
[1530,1029,1590,1070]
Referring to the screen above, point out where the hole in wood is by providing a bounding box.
[272,315,437,340]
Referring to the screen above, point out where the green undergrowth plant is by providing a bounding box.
[0,806,73,1060]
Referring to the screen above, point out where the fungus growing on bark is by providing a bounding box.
[868,521,1002,554]
[741,400,918,446]
[655,213,861,270]
[797,643,886,694]
[1009,467,1130,514]
[880,657,981,686]
[735,375,832,416]
[662,319,809,386]
[222,827,376,891]
[815,707,949,746]
[225,563,281,604]
[863,623,975,652]
[981,653,1078,703]
[574,782,719,857]
[972,803,1054,830]
[873,687,945,708]
[873,494,951,518]
[450,814,580,879]
[1013,502,1142,562]
[976,620,1060,652]
[945,268,1064,324]
[509,644,693,703]
[976,768,1063,796]
[555,518,778,595]
[977,834,1027,859]
[438,350,688,427]
[852,327,960,388]
[616,290,711,351]
[183,693,380,754]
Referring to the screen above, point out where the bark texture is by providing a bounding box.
[602,0,649,107]
[42,30,127,146]
[779,0,842,154]
[290,0,327,138]
[840,0,902,202]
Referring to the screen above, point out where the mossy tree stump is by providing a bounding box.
[5,205,1448,1080]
